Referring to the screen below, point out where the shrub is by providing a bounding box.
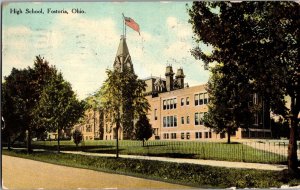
[72,130,83,147]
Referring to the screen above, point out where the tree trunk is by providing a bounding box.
[7,134,12,151]
[116,117,120,158]
[142,139,145,147]
[227,127,231,144]
[57,128,60,153]
[287,95,299,173]
[27,128,32,153]
[288,122,298,173]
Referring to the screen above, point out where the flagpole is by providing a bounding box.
[122,13,124,37]
[122,13,126,38]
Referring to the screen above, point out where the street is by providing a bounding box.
[2,155,191,189]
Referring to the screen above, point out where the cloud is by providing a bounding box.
[2,15,121,100]
[57,14,119,45]
[166,16,177,28]
[3,26,32,35]
[166,16,193,39]
[40,15,121,99]
[164,41,192,61]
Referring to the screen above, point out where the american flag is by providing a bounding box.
[124,16,140,35]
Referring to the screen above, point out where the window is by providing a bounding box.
[163,133,169,139]
[181,98,184,106]
[181,133,185,139]
[163,115,177,127]
[186,132,190,140]
[154,109,157,120]
[195,94,199,105]
[181,116,184,124]
[163,98,177,110]
[186,97,189,105]
[174,98,177,109]
[166,100,170,109]
[171,133,176,139]
[186,116,190,124]
[204,93,208,104]
[205,132,209,138]
[174,116,177,127]
[200,113,204,125]
[199,93,204,105]
[195,112,206,126]
[170,99,174,109]
[195,93,209,106]
[195,113,199,125]
[209,132,212,138]
[195,132,202,139]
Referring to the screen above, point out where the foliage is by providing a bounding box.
[134,114,153,146]
[188,1,299,172]
[203,64,253,143]
[100,68,150,139]
[72,129,83,147]
[2,56,57,152]
[34,71,86,152]
[4,149,300,188]
[2,56,85,153]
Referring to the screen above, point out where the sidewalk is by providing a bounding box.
[61,150,287,171]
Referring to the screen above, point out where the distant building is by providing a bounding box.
[73,109,102,141]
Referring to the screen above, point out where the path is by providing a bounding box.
[2,155,191,189]
[242,141,300,158]
[62,150,287,171]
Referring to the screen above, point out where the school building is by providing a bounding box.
[74,35,272,141]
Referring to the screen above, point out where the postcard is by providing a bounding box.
[2,1,299,189]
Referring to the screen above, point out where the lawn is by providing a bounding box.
[30,140,287,164]
[2,149,299,189]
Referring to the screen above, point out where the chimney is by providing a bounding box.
[175,68,185,89]
[165,65,174,91]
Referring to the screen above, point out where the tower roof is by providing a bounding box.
[116,35,130,57]
[114,35,134,72]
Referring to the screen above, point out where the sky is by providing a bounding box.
[2,2,211,100]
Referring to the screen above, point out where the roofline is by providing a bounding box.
[142,76,166,81]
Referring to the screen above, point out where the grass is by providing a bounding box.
[3,149,300,188]
[29,140,287,164]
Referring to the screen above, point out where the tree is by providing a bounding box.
[34,72,86,153]
[203,65,253,144]
[100,68,150,140]
[100,67,150,158]
[135,114,153,147]
[72,129,83,148]
[2,56,57,153]
[188,1,299,172]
